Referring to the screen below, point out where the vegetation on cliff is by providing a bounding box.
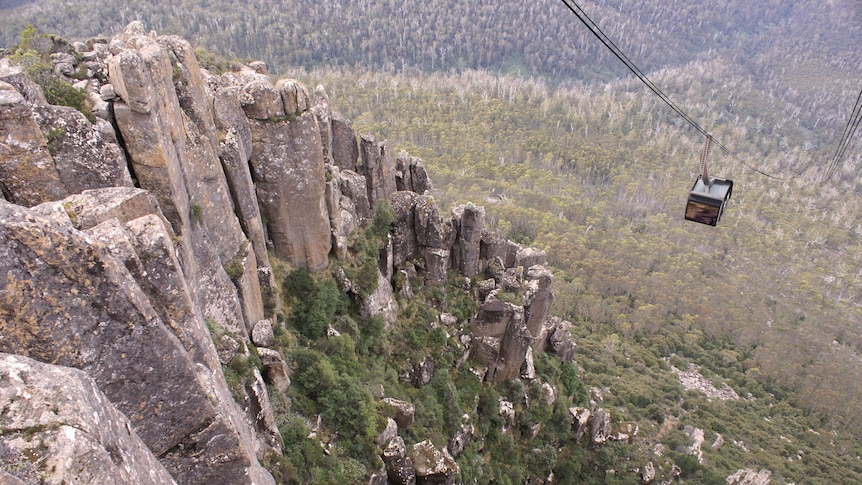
[2,0,862,483]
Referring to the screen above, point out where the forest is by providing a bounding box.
[2,0,862,483]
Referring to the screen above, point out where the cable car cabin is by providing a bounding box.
[685,176,733,226]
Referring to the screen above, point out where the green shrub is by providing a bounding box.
[284,268,348,341]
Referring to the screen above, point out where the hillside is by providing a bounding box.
[1,0,862,484]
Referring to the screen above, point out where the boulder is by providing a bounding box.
[516,247,547,277]
[257,347,291,394]
[376,417,399,447]
[569,407,591,443]
[383,436,416,485]
[361,270,398,328]
[240,79,283,120]
[589,408,612,449]
[276,78,310,116]
[383,398,416,428]
[411,440,460,485]
[641,462,656,484]
[251,319,275,347]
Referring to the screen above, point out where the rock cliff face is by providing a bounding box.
[0,23,578,484]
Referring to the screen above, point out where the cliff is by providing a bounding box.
[0,23,588,484]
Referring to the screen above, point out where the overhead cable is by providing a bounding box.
[823,88,862,183]
[557,0,787,179]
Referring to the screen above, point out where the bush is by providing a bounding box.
[284,268,348,341]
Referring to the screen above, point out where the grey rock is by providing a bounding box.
[312,85,333,164]
[0,353,176,485]
[0,200,273,484]
[247,368,285,455]
[480,229,520,269]
[249,111,331,270]
[523,265,554,339]
[331,111,359,171]
[451,203,485,277]
[0,82,65,206]
[448,423,474,458]
[411,440,460,485]
[642,462,657,484]
[32,103,133,196]
[252,319,275,348]
[358,134,396,209]
[589,408,612,449]
[382,398,416,428]
[569,407,591,443]
[545,317,576,362]
[401,356,435,388]
[0,58,47,104]
[218,334,241,365]
[276,78,310,116]
[391,190,420,266]
[516,247,547,277]
[726,469,772,485]
[471,299,534,382]
[361,270,398,328]
[240,79,283,120]
[414,194,448,249]
[376,417,398,446]
[383,436,416,485]
[395,150,432,194]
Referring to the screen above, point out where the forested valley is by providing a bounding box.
[2,0,862,483]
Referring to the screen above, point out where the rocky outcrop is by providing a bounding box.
[451,203,485,277]
[470,300,534,382]
[0,80,67,205]
[0,22,582,485]
[412,440,460,485]
[523,265,554,338]
[0,353,175,485]
[383,398,416,428]
[588,408,612,449]
[570,407,592,443]
[0,198,273,484]
[107,27,255,342]
[395,150,432,194]
[248,108,331,271]
[672,362,740,401]
[383,436,416,485]
[726,469,772,485]
[359,134,396,209]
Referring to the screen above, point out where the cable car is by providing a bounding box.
[685,176,733,226]
[685,135,733,226]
